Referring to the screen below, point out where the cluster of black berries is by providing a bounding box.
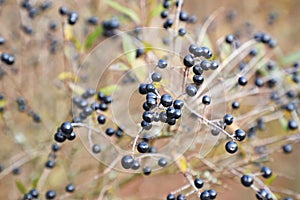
[102,17,120,37]
[253,32,277,48]
[22,189,39,200]
[139,59,184,128]
[1,52,15,65]
[21,0,52,19]
[54,121,76,143]
[222,114,246,154]
[240,166,275,199]
[72,89,111,122]
[161,0,196,30]
[16,97,41,123]
[59,6,79,25]
[184,45,218,97]
[166,178,217,200]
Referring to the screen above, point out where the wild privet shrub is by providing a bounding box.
[0,0,299,200]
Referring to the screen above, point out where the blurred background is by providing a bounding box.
[0,0,299,199]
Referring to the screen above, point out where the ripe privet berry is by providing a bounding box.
[188,15,197,23]
[139,83,148,94]
[282,144,292,154]
[59,6,68,15]
[225,141,238,154]
[200,190,210,200]
[174,109,182,119]
[202,95,211,105]
[178,28,186,36]
[121,155,134,169]
[167,193,176,200]
[208,189,217,199]
[183,54,194,67]
[60,122,73,135]
[176,194,186,200]
[210,60,219,70]
[136,48,145,58]
[200,60,211,71]
[92,144,101,154]
[65,183,75,193]
[23,193,33,199]
[238,76,248,86]
[193,75,204,85]
[105,128,115,136]
[260,166,272,178]
[45,190,56,199]
[223,114,234,125]
[255,78,264,87]
[87,16,99,25]
[179,11,189,21]
[54,131,66,143]
[166,107,176,118]
[186,85,197,97]
[146,84,156,92]
[234,129,246,141]
[51,143,60,152]
[104,96,112,104]
[67,132,76,140]
[157,59,168,68]
[163,18,173,29]
[137,141,149,153]
[256,188,273,200]
[0,37,5,45]
[194,178,204,189]
[288,120,298,130]
[201,46,213,59]
[173,99,184,109]
[143,111,153,122]
[241,174,254,187]
[189,44,198,54]
[29,189,39,198]
[232,101,240,109]
[141,120,152,130]
[160,10,168,18]
[146,92,157,100]
[12,167,20,175]
[143,166,152,176]
[1,53,15,65]
[97,115,106,124]
[161,94,173,107]
[158,158,168,167]
[167,118,176,126]
[45,160,55,169]
[225,34,235,44]
[151,72,162,82]
[163,0,170,8]
[131,160,140,170]
[68,11,79,25]
[193,64,203,75]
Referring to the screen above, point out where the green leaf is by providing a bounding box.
[85,25,104,49]
[104,0,140,24]
[100,84,119,96]
[122,33,136,65]
[71,36,83,52]
[150,4,164,17]
[265,174,277,186]
[279,50,300,66]
[32,177,40,188]
[16,180,27,194]
[279,117,288,131]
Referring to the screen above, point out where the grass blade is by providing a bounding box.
[104,0,140,24]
